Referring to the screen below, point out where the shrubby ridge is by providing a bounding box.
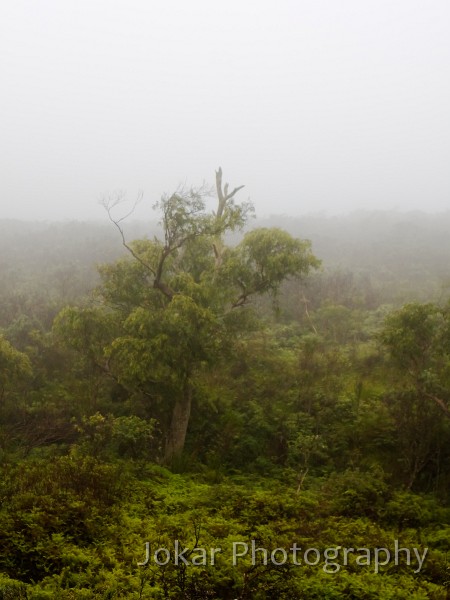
[0,173,449,598]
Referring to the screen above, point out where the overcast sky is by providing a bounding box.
[1,0,449,221]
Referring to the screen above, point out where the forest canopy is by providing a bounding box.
[0,172,449,598]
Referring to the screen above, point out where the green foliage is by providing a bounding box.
[380,302,450,491]
[223,227,320,305]
[0,335,32,391]
[0,455,126,582]
[322,467,390,519]
[75,412,158,459]
[381,302,443,372]
[3,186,450,597]
[0,575,28,599]
[53,307,116,357]
[2,467,444,598]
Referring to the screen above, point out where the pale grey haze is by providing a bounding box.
[1,0,449,221]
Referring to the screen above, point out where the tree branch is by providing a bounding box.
[214,167,244,270]
[425,392,450,417]
[101,192,156,277]
[215,167,245,218]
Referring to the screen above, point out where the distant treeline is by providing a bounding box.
[3,210,449,310]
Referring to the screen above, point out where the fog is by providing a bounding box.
[1,0,449,221]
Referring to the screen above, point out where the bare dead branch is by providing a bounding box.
[302,293,318,335]
[101,192,157,277]
[425,392,450,417]
[215,167,245,218]
[214,167,245,271]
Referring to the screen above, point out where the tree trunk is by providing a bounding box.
[164,378,192,463]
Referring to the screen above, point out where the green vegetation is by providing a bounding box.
[1,174,450,598]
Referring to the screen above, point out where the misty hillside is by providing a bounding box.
[1,211,450,309]
[2,209,450,598]
[264,211,450,276]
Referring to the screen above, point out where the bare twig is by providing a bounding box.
[101,191,157,277]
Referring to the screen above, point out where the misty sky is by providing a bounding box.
[1,0,449,221]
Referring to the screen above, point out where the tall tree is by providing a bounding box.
[381,302,450,418]
[88,170,320,461]
[380,302,450,488]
